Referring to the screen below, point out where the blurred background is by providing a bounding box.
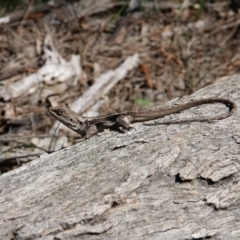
[0,0,240,173]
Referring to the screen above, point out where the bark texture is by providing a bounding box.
[1,75,240,240]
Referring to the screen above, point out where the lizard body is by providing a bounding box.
[48,98,236,139]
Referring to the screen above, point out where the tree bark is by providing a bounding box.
[1,75,240,240]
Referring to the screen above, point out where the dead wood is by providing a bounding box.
[1,75,240,239]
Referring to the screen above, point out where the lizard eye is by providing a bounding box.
[58,110,64,115]
[69,118,73,122]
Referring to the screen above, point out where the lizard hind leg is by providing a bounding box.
[116,115,134,132]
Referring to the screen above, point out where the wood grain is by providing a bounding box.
[1,75,240,239]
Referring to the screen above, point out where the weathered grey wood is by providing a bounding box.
[1,75,240,240]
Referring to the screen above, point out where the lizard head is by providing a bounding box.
[48,105,81,132]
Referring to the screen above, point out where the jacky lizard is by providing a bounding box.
[48,98,236,140]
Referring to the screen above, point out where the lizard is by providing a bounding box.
[48,98,236,140]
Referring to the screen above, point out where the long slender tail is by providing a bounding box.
[143,98,236,126]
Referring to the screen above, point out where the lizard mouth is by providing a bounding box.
[71,124,79,130]
[67,118,79,130]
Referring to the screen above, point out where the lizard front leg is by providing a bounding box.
[76,130,96,142]
[85,124,98,139]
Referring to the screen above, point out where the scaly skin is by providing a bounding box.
[48,98,236,140]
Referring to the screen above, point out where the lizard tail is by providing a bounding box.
[143,98,236,126]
